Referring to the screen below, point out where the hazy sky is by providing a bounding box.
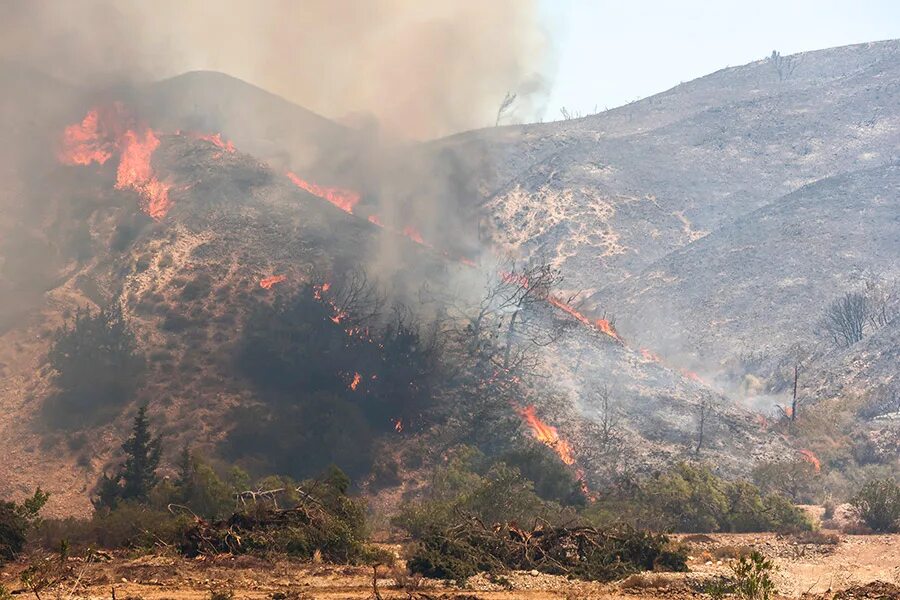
[544,0,900,115]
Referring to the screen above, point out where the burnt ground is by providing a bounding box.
[1,532,898,599]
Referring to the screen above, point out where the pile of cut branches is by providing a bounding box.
[178,494,374,563]
[407,519,687,582]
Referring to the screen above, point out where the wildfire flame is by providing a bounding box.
[393,418,403,433]
[259,275,286,289]
[402,225,427,246]
[58,108,118,165]
[517,405,576,465]
[546,296,622,343]
[59,104,173,220]
[640,348,661,362]
[349,372,362,391]
[192,132,235,153]
[798,449,821,473]
[285,171,361,214]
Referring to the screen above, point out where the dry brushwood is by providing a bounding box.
[178,487,371,563]
[407,518,687,582]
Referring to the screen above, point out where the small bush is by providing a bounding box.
[0,489,49,564]
[850,479,900,533]
[705,551,776,600]
[731,551,776,600]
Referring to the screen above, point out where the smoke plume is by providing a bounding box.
[1,0,552,139]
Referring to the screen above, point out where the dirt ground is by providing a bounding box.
[1,533,898,600]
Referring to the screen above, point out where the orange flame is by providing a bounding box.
[58,108,117,165]
[798,449,821,473]
[349,372,362,391]
[259,275,286,289]
[115,128,172,219]
[640,348,661,362]
[547,296,622,342]
[285,171,361,214]
[679,368,705,384]
[517,405,576,465]
[59,105,173,220]
[402,225,426,245]
[393,418,403,433]
[192,132,235,153]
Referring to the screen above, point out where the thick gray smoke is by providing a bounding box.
[1,0,551,139]
[1,0,554,292]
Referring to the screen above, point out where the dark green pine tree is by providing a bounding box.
[118,405,162,502]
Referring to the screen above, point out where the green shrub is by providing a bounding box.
[179,466,378,564]
[34,504,191,551]
[586,463,811,534]
[705,551,777,600]
[731,551,777,600]
[850,479,900,532]
[0,489,49,564]
[394,447,563,538]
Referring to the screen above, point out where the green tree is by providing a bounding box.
[95,405,161,508]
[45,305,144,426]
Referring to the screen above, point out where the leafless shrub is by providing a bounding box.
[821,291,868,348]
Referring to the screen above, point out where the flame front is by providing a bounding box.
[547,296,622,342]
[517,405,576,465]
[58,108,117,166]
[799,449,821,473]
[285,171,361,214]
[349,372,362,391]
[259,275,286,289]
[59,105,173,220]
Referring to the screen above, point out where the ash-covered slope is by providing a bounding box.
[440,40,899,300]
[603,165,900,368]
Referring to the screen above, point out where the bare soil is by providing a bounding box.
[2,533,898,599]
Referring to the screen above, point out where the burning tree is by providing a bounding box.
[229,267,445,479]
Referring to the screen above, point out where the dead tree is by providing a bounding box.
[435,256,568,377]
[496,92,517,126]
[595,385,620,452]
[769,50,797,81]
[790,363,800,422]
[863,272,900,330]
[694,393,716,456]
[821,291,868,347]
[496,262,566,372]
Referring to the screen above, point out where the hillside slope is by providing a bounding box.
[444,40,899,298]
[604,165,900,367]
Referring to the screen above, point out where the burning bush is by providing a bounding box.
[227,272,442,480]
[44,305,144,427]
[752,459,821,504]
